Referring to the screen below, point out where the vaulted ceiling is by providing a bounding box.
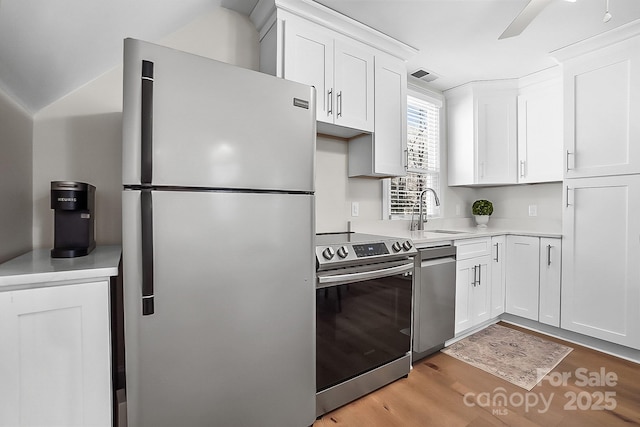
[1,0,639,114]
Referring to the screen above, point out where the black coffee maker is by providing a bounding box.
[50,181,96,258]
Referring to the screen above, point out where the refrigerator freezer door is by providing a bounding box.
[122,190,315,427]
[122,38,316,192]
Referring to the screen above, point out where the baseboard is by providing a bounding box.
[500,314,640,365]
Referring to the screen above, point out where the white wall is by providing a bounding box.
[31,7,259,249]
[315,134,383,233]
[474,182,563,229]
[0,88,33,262]
[315,135,562,233]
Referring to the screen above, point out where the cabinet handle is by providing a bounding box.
[566,150,573,172]
[547,245,553,266]
[566,186,572,207]
[327,89,333,116]
[520,160,526,178]
[477,264,481,286]
[471,266,476,287]
[337,91,342,117]
[494,243,499,262]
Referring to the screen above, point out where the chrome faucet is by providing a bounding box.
[410,188,441,231]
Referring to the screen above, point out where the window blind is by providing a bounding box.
[389,94,441,217]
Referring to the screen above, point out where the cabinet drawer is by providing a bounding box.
[454,237,492,260]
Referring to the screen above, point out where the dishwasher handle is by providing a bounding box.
[317,262,414,288]
[421,256,456,268]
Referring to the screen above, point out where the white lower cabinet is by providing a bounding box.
[490,235,506,318]
[539,237,562,327]
[504,235,562,326]
[505,235,540,321]
[562,175,640,349]
[454,238,492,334]
[0,281,112,427]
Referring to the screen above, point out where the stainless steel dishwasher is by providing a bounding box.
[412,244,457,359]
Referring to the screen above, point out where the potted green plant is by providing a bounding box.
[472,199,493,228]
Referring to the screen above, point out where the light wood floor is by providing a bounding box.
[314,323,640,426]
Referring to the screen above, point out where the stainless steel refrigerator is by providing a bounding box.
[121,38,316,427]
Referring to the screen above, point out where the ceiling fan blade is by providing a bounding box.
[499,0,554,39]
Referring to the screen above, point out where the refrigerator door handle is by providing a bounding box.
[141,189,155,315]
[141,60,154,185]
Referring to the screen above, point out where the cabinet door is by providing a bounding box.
[446,92,475,186]
[373,54,406,176]
[333,39,374,132]
[490,235,506,318]
[518,79,563,183]
[473,255,492,325]
[564,37,640,178]
[539,237,561,327]
[562,175,640,349]
[454,255,491,335]
[476,93,518,184]
[505,236,540,321]
[282,17,334,124]
[454,258,475,334]
[0,281,112,427]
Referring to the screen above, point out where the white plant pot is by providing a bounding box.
[474,215,490,228]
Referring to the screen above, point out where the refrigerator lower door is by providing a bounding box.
[122,190,315,427]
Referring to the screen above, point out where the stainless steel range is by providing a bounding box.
[315,232,417,417]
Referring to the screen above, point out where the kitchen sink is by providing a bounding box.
[428,229,467,234]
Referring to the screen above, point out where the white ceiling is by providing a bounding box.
[1,0,639,114]
[315,0,640,91]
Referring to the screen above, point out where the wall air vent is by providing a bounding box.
[410,69,439,82]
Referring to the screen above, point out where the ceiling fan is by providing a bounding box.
[499,0,573,39]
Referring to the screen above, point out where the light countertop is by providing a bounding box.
[349,218,562,247]
[0,245,121,291]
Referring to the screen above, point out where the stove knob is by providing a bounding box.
[337,246,349,258]
[392,242,402,252]
[402,240,413,251]
[322,247,336,260]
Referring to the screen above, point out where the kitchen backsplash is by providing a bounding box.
[316,134,563,234]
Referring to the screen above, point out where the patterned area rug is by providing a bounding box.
[442,324,573,390]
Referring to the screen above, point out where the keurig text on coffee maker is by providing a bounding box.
[50,181,96,258]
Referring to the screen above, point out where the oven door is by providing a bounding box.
[316,260,414,392]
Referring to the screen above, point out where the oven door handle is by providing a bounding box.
[317,262,414,288]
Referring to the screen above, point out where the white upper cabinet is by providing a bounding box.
[349,54,407,177]
[332,40,374,132]
[552,28,640,178]
[447,69,566,186]
[283,17,374,134]
[282,17,334,123]
[446,80,518,186]
[517,70,563,183]
[251,0,416,140]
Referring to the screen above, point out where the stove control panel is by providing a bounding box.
[316,237,417,270]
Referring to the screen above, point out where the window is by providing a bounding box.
[386,90,442,219]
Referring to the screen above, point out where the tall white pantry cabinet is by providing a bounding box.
[554,23,640,350]
[0,246,120,427]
